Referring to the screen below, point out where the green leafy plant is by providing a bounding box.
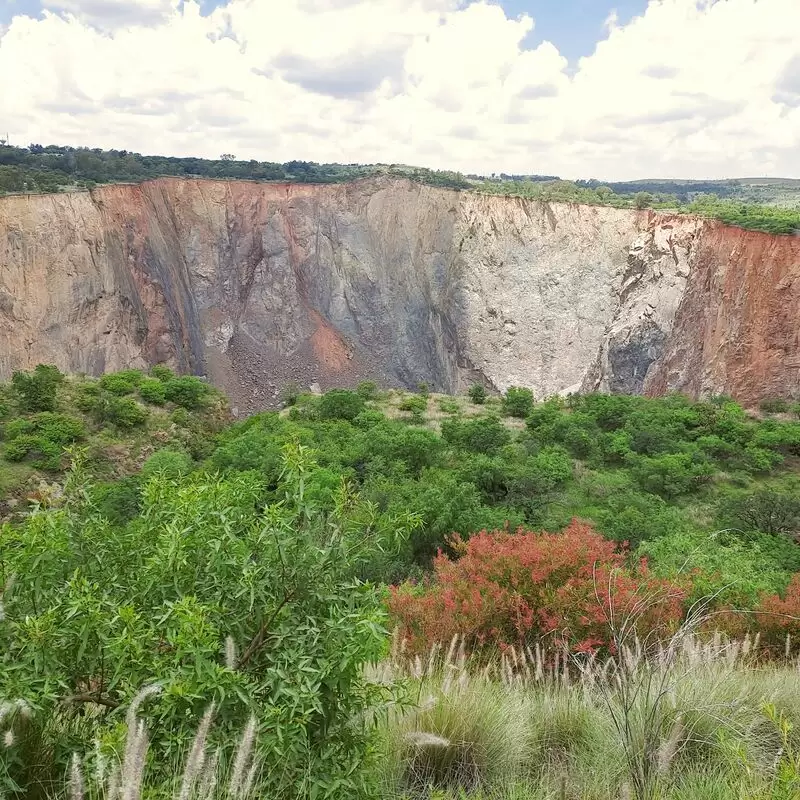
[501,387,534,419]
[163,376,210,410]
[11,365,64,412]
[468,385,487,405]
[138,377,167,405]
[318,389,365,421]
[0,444,417,798]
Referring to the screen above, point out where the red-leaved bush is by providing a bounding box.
[388,520,686,655]
[753,574,800,646]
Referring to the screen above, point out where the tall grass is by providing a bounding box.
[374,633,800,799]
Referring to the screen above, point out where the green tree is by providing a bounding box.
[501,387,534,418]
[10,365,64,412]
[0,444,415,798]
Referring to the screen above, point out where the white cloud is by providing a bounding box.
[42,0,177,28]
[1,0,798,179]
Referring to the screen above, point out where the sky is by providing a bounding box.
[0,0,798,181]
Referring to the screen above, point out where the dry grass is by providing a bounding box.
[374,631,800,799]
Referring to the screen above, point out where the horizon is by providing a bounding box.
[2,140,796,186]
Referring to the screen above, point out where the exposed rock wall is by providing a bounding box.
[0,176,797,411]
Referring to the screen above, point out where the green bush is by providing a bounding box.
[163,375,210,409]
[1,412,85,470]
[502,387,534,418]
[100,396,148,429]
[99,370,142,395]
[0,444,408,798]
[353,409,386,429]
[356,380,378,400]
[11,364,63,412]
[760,397,790,414]
[318,389,366,421]
[398,394,428,423]
[31,412,86,445]
[721,488,800,536]
[91,476,142,524]
[141,448,192,480]
[138,377,167,405]
[437,397,460,415]
[281,382,301,406]
[468,384,487,405]
[441,416,511,455]
[631,452,713,498]
[149,364,174,382]
[2,417,34,441]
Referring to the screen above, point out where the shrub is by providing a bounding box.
[141,448,193,480]
[441,416,511,455]
[356,380,378,400]
[723,489,800,536]
[468,384,487,405]
[163,375,210,409]
[91,476,141,524]
[353,409,386,429]
[366,423,444,476]
[1,413,85,470]
[437,397,460,415]
[318,389,365,421]
[755,575,800,647]
[99,370,142,395]
[501,387,534,418]
[389,520,685,654]
[0,444,407,798]
[2,417,34,440]
[417,382,430,397]
[31,412,86,445]
[760,397,790,414]
[3,433,62,469]
[281,382,301,406]
[99,396,148,429]
[11,364,64,412]
[631,452,713,498]
[138,377,167,405]
[149,364,174,382]
[398,394,428,423]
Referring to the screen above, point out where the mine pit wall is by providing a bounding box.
[0,176,798,412]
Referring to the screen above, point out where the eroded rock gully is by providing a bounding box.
[1,176,798,412]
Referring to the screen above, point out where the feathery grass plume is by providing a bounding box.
[121,718,149,800]
[404,731,451,748]
[69,752,85,800]
[105,764,121,800]
[228,715,257,799]
[4,729,14,748]
[241,757,259,799]
[445,634,460,668]
[225,636,237,670]
[426,641,441,676]
[657,714,684,776]
[93,738,106,788]
[118,684,161,800]
[178,702,216,800]
[197,746,221,800]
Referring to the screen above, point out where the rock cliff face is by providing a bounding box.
[0,177,798,411]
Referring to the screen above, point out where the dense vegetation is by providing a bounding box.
[1,142,798,234]
[1,368,800,798]
[0,143,470,193]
